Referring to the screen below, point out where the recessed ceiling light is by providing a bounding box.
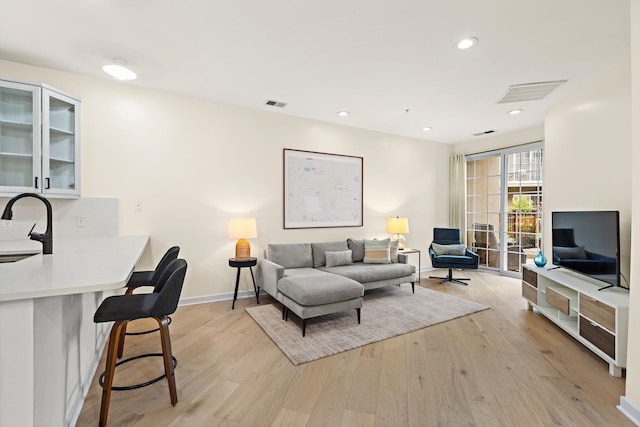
[508,109,523,115]
[457,37,478,50]
[337,111,349,117]
[102,61,137,81]
[422,127,432,132]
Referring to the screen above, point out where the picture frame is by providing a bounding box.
[283,148,363,229]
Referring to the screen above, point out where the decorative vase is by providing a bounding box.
[534,250,547,267]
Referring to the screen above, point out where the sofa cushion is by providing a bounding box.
[266,243,313,269]
[319,262,415,283]
[277,273,364,306]
[325,250,353,268]
[284,268,325,277]
[347,238,365,262]
[311,241,349,267]
[432,243,467,256]
[363,238,391,264]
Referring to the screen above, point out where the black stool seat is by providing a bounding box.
[94,258,187,427]
[94,294,158,322]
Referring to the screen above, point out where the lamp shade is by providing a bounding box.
[387,217,409,234]
[228,217,258,239]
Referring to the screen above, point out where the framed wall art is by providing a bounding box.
[283,148,363,229]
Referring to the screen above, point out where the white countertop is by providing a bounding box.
[0,235,149,302]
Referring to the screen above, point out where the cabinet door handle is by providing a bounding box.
[34,177,39,189]
[45,178,50,189]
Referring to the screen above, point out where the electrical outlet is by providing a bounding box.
[76,216,87,227]
[136,201,142,212]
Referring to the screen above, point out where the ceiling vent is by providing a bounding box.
[498,80,567,103]
[265,99,287,108]
[473,130,496,136]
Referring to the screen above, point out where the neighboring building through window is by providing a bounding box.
[466,143,543,274]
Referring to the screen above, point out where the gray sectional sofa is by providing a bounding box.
[255,239,416,336]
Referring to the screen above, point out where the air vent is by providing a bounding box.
[498,80,567,103]
[265,99,287,108]
[473,130,496,136]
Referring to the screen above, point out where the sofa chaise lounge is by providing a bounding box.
[256,239,416,335]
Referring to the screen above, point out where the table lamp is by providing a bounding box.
[387,216,409,250]
[228,217,257,259]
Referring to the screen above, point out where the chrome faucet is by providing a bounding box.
[1,193,53,254]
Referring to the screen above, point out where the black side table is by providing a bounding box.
[229,257,259,309]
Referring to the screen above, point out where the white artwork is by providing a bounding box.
[284,149,363,229]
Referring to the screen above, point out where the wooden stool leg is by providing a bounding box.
[116,320,128,359]
[157,316,178,405]
[100,320,127,427]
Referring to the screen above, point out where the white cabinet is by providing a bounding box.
[0,79,80,198]
[522,265,629,376]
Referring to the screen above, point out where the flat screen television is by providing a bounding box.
[551,211,622,290]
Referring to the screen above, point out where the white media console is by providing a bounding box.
[521,264,629,377]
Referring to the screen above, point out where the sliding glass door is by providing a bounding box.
[466,143,543,274]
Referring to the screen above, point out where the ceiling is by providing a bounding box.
[0,0,630,144]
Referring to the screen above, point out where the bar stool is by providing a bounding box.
[118,246,180,357]
[94,258,188,427]
[125,246,180,295]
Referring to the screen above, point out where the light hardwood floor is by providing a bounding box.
[76,270,632,426]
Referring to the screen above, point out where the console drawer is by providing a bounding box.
[580,294,615,332]
[546,287,570,315]
[580,315,615,359]
[522,282,538,304]
[522,267,538,287]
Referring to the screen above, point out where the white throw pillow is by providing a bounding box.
[363,238,391,264]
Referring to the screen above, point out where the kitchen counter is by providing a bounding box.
[0,235,149,302]
[0,235,149,427]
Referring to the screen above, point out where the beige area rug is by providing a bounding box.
[246,285,490,365]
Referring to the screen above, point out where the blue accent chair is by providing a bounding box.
[429,227,479,285]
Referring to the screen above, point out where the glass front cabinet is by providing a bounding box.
[0,78,80,198]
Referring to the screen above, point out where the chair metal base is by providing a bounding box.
[430,268,470,286]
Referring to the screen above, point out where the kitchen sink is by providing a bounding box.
[0,253,37,263]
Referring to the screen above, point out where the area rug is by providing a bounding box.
[246,285,490,365]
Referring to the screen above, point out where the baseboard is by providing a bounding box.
[179,289,260,307]
[619,396,640,426]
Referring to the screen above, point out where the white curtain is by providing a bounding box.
[449,153,467,244]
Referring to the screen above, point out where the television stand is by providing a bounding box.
[522,265,629,377]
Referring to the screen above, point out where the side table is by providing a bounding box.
[229,257,259,309]
[399,248,421,281]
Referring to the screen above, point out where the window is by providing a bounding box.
[466,143,543,274]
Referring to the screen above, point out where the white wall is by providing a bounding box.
[624,0,640,415]
[544,55,632,282]
[0,59,451,300]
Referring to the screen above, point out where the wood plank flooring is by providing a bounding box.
[75,270,632,426]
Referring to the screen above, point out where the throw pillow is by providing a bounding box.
[347,238,365,262]
[363,238,391,264]
[390,240,399,263]
[325,250,354,267]
[431,242,467,256]
[311,241,349,267]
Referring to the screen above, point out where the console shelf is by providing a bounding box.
[522,264,629,377]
